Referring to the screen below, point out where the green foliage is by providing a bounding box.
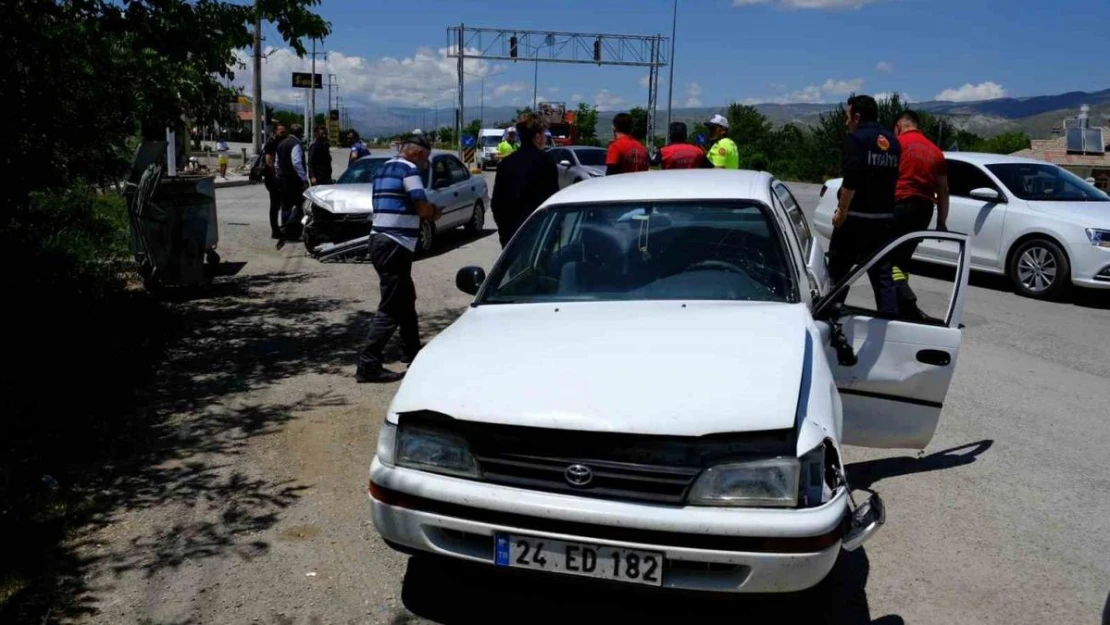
[972,132,1030,154]
[463,119,483,139]
[436,126,455,147]
[514,107,534,119]
[575,103,600,145]
[627,107,649,141]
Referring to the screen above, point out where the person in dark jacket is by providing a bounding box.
[828,95,902,314]
[490,112,560,248]
[307,125,333,185]
[263,123,287,239]
[274,124,309,248]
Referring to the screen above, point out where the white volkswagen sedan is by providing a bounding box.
[369,170,971,593]
[814,152,1110,300]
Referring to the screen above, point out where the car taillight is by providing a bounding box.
[820,185,827,198]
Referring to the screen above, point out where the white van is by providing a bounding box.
[476,128,505,170]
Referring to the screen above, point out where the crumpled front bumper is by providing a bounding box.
[368,459,886,593]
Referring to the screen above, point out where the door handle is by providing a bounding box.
[916,349,951,366]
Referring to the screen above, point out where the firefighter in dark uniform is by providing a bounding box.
[828,95,902,315]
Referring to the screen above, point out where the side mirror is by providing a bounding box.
[969,187,1001,202]
[559,160,572,167]
[455,266,486,296]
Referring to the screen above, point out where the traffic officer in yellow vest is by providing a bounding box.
[497,128,518,159]
[705,114,739,169]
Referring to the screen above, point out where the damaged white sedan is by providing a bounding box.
[368,170,970,593]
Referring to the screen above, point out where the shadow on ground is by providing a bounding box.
[417,226,497,261]
[400,548,903,625]
[846,440,994,491]
[0,270,388,624]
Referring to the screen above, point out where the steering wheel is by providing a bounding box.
[683,260,749,275]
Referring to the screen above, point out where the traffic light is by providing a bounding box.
[510,36,518,59]
[593,38,602,63]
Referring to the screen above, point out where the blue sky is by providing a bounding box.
[239,0,1109,115]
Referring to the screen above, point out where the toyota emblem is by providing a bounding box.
[564,464,593,487]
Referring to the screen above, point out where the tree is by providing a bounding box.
[628,107,649,141]
[514,107,533,120]
[726,103,773,152]
[436,126,455,147]
[973,132,1030,155]
[575,103,600,145]
[463,119,482,140]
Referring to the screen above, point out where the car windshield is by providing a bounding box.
[573,149,607,167]
[481,136,501,147]
[479,201,796,305]
[337,157,389,184]
[986,163,1110,202]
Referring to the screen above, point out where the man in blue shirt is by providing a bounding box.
[348,130,371,164]
[356,134,442,383]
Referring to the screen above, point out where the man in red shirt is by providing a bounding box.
[605,112,649,175]
[893,110,950,317]
[651,122,712,169]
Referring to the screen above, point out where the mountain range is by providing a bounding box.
[282,87,1110,140]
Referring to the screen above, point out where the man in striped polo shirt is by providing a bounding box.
[356,135,442,383]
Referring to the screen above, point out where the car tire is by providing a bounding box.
[417,219,435,255]
[1008,237,1071,301]
[465,200,485,235]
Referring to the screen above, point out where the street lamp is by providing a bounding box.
[520,35,556,111]
[463,69,506,127]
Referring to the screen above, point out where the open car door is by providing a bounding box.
[813,231,971,449]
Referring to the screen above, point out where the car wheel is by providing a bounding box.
[1008,237,1071,300]
[417,219,435,255]
[465,200,485,235]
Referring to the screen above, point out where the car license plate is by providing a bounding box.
[494,533,663,587]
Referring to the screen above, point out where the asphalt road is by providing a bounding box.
[74,166,1110,625]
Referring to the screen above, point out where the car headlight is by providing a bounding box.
[376,421,397,466]
[687,457,800,507]
[1086,228,1110,248]
[395,425,479,477]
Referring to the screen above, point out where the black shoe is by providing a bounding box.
[355,368,404,383]
[275,238,286,250]
[400,346,423,365]
[271,230,282,240]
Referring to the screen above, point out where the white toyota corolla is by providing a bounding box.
[369,170,971,593]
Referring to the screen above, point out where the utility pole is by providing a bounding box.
[666,0,678,135]
[251,0,262,155]
[309,39,316,139]
[456,23,465,156]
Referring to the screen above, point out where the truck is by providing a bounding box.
[538,102,577,147]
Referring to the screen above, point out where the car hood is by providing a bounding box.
[389,300,811,437]
[304,183,374,215]
[1025,199,1110,225]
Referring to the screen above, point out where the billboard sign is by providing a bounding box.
[291,72,323,89]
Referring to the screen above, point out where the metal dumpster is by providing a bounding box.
[124,141,220,289]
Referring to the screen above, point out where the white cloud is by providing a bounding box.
[684,82,703,107]
[934,81,1007,102]
[593,89,626,111]
[639,74,652,89]
[733,0,884,9]
[872,91,913,103]
[876,61,894,73]
[492,82,528,98]
[547,87,560,94]
[570,93,583,102]
[821,78,864,95]
[230,44,495,110]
